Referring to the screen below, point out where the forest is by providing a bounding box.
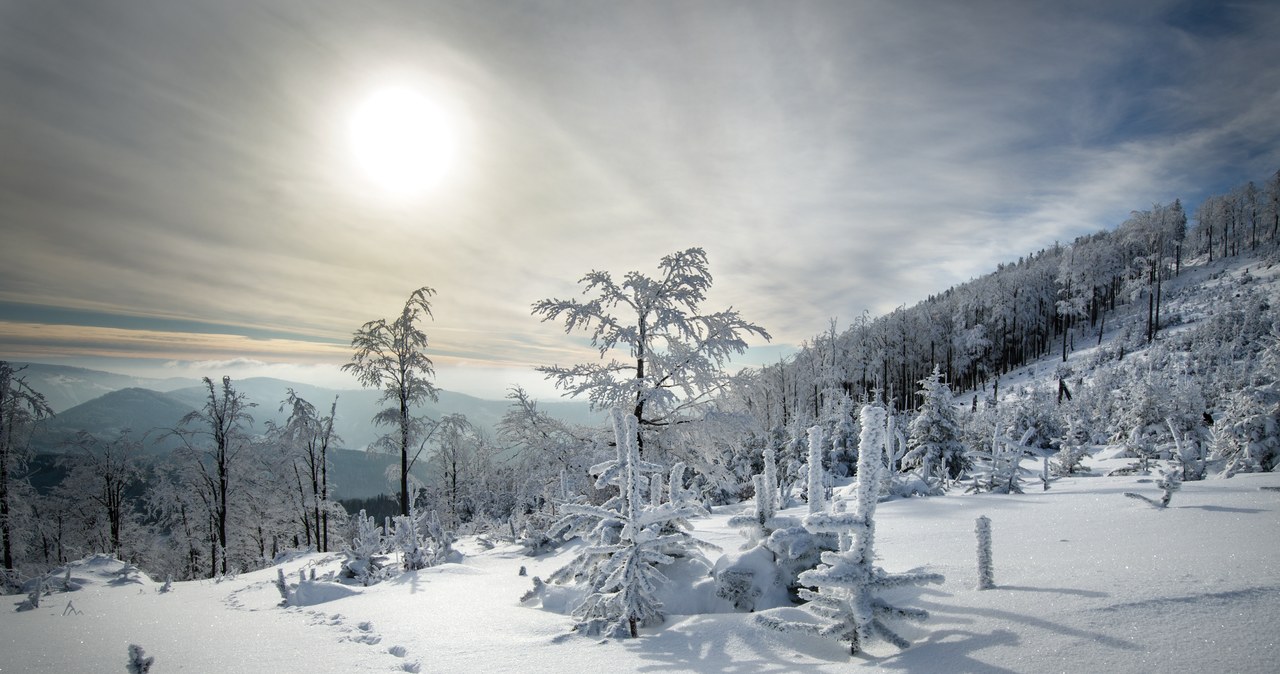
[1,169,1277,624]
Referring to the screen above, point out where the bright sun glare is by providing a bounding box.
[348,86,458,197]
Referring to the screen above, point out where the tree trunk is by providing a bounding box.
[399,395,410,517]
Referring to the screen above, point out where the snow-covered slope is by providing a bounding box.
[5,462,1277,673]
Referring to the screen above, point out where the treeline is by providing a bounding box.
[740,170,1280,421]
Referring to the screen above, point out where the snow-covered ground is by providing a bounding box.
[5,459,1278,673]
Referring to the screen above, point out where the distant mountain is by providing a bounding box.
[5,362,199,413]
[35,387,198,453]
[16,368,602,499]
[18,364,601,461]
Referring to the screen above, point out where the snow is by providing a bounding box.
[4,467,1279,672]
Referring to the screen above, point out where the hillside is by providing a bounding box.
[3,465,1276,673]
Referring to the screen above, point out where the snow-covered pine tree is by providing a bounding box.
[551,410,710,637]
[1166,417,1204,482]
[666,462,697,508]
[389,504,455,571]
[902,367,967,484]
[757,403,944,655]
[1053,411,1092,476]
[126,644,154,674]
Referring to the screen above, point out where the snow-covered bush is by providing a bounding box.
[126,644,154,674]
[1211,390,1279,474]
[1124,466,1182,508]
[549,410,712,638]
[16,576,41,611]
[390,505,458,572]
[757,404,944,655]
[717,427,837,608]
[342,510,389,586]
[1052,410,1093,476]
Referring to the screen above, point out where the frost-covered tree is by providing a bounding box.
[551,410,710,637]
[726,449,782,545]
[718,433,836,609]
[273,390,340,552]
[758,404,944,655]
[1211,390,1279,474]
[59,430,145,559]
[170,376,255,578]
[427,414,479,528]
[1,362,53,572]
[498,385,599,512]
[902,367,967,481]
[533,248,770,457]
[1052,408,1093,476]
[344,286,440,517]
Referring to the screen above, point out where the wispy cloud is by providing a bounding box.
[2,0,1277,397]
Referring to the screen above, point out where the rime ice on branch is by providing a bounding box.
[757,404,944,655]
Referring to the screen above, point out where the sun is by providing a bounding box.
[347,86,458,197]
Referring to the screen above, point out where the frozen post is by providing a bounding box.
[806,425,827,514]
[976,515,994,590]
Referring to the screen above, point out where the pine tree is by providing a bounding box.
[552,410,710,637]
[903,367,967,482]
[757,404,944,655]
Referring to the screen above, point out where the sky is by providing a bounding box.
[1,0,1278,400]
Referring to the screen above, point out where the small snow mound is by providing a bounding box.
[388,645,407,657]
[290,581,361,607]
[420,563,480,575]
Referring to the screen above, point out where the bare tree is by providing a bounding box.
[171,376,255,577]
[343,287,440,516]
[273,391,340,551]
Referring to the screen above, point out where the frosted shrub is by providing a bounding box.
[343,510,389,585]
[757,404,944,655]
[550,410,711,638]
[1124,466,1182,509]
[16,576,42,611]
[126,644,154,674]
[718,429,837,608]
